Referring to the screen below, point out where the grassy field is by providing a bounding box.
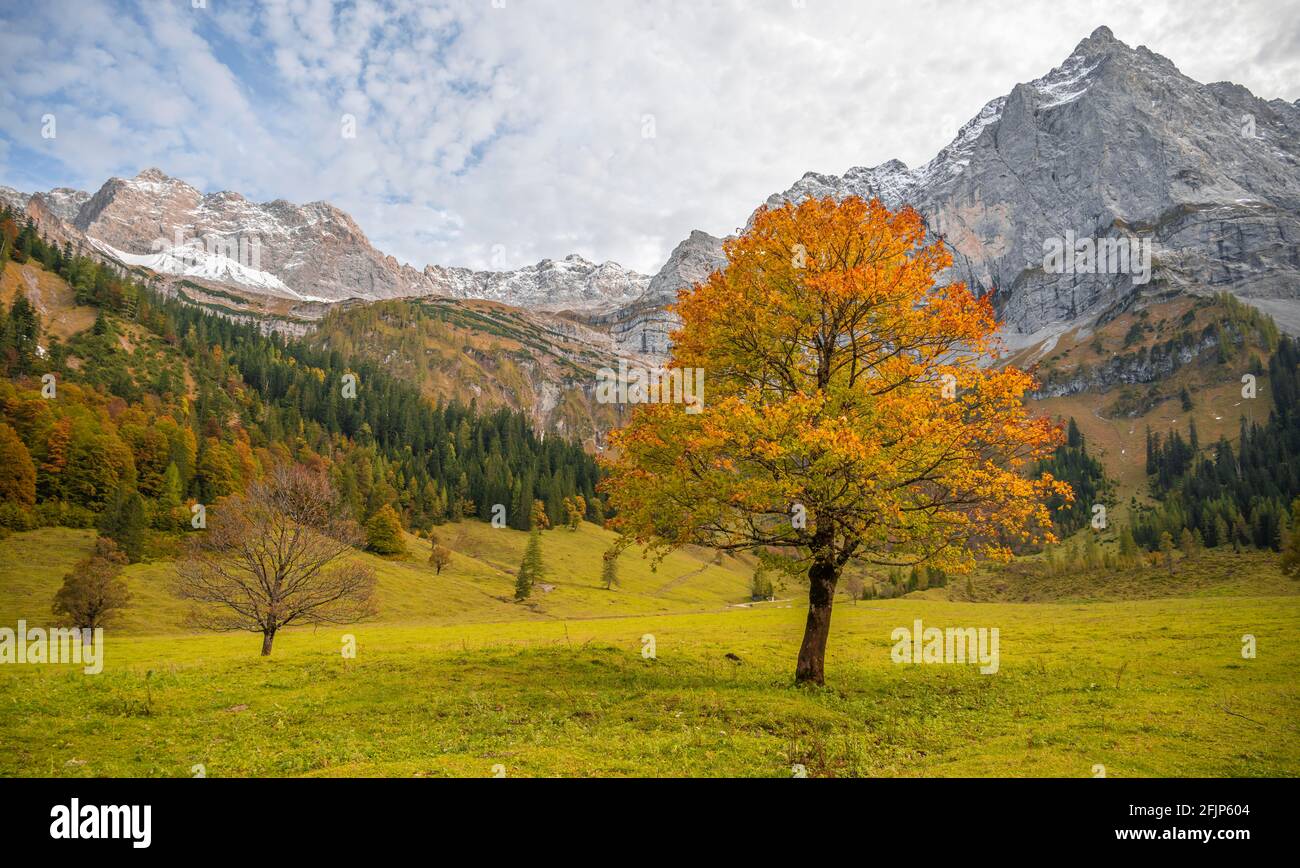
[1,526,1297,777]
[0,523,757,635]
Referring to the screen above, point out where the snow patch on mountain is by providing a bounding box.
[86,236,333,301]
[0,185,29,212]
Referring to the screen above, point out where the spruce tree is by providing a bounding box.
[157,462,184,527]
[1159,532,1176,574]
[8,294,38,374]
[515,529,544,601]
[1118,527,1138,567]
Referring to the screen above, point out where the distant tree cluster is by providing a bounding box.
[1134,336,1300,553]
[1032,417,1108,537]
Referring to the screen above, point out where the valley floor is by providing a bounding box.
[1,527,1296,777]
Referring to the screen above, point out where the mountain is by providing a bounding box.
[768,27,1300,342]
[421,255,648,313]
[307,297,633,448]
[21,168,644,313]
[599,230,726,356]
[0,185,27,213]
[7,27,1297,346]
[621,26,1300,353]
[4,26,1297,439]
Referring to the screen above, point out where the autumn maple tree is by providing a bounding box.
[602,196,1068,685]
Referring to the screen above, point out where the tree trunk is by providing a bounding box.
[795,555,840,686]
[260,628,276,656]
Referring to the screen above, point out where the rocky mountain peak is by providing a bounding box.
[616,25,1300,358]
[1074,25,1118,54]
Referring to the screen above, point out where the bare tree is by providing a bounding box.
[175,463,377,655]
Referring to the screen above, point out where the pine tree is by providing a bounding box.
[118,492,147,563]
[512,530,543,602]
[157,462,184,526]
[98,486,147,563]
[515,529,544,601]
[1083,533,1102,570]
[7,293,39,374]
[1118,527,1138,568]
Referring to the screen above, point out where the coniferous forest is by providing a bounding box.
[1134,336,1300,552]
[0,205,603,558]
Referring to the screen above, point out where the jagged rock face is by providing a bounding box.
[1032,332,1220,402]
[70,168,417,302]
[34,188,91,223]
[58,167,652,310]
[25,195,90,251]
[757,26,1300,344]
[422,254,648,313]
[604,229,727,357]
[0,186,94,252]
[0,185,27,213]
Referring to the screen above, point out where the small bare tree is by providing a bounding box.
[175,463,376,655]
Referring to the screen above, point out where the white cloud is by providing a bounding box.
[0,0,1296,274]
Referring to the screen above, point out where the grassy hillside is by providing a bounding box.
[0,523,757,636]
[952,547,1298,602]
[1,259,97,340]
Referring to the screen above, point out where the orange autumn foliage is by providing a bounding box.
[601,197,1069,681]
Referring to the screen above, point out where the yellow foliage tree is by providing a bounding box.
[603,197,1068,684]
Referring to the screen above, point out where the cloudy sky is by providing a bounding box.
[1,0,1296,273]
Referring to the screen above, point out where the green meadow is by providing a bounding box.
[1,526,1297,777]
